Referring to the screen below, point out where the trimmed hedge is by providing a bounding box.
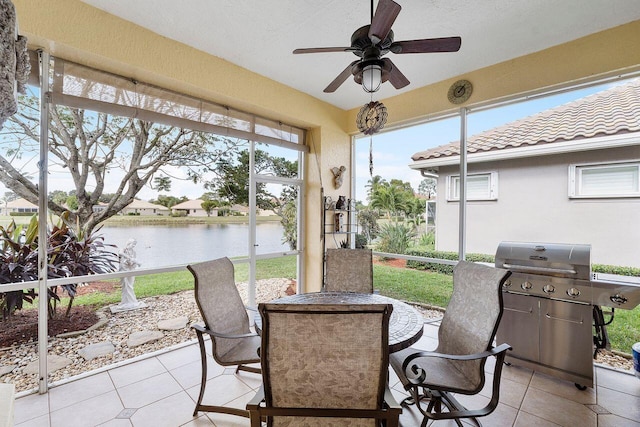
[405,249,640,277]
[405,248,494,275]
[592,264,640,277]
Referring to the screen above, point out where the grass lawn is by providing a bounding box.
[15,255,640,355]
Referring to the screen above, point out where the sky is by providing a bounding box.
[0,80,625,203]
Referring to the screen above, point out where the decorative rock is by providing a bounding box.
[78,342,116,361]
[24,355,72,374]
[0,365,17,377]
[157,317,188,331]
[126,330,164,348]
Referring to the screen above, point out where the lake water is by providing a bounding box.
[100,222,289,269]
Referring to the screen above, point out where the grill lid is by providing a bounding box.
[495,241,591,280]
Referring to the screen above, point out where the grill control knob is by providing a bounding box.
[503,279,512,288]
[542,284,555,294]
[610,294,628,305]
[521,281,533,291]
[567,287,581,298]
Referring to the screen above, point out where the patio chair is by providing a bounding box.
[188,257,261,418]
[247,302,402,426]
[324,248,374,293]
[389,261,512,427]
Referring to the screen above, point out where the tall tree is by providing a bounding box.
[0,96,244,233]
[418,178,437,199]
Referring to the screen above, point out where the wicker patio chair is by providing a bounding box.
[324,248,374,293]
[390,261,512,427]
[247,302,402,426]
[188,257,261,418]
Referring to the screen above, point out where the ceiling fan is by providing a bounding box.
[293,0,462,93]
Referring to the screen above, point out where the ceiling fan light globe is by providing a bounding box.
[362,64,382,93]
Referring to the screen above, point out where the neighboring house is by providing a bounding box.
[230,204,249,216]
[171,199,213,217]
[410,79,640,268]
[121,199,169,216]
[2,197,38,215]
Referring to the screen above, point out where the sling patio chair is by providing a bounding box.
[188,257,261,418]
[390,260,512,427]
[247,302,402,426]
[324,248,374,293]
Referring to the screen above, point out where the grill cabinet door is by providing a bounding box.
[539,299,593,380]
[497,292,539,362]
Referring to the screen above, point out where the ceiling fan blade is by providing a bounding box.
[293,47,356,54]
[382,58,410,89]
[324,60,359,93]
[390,36,462,54]
[368,0,401,45]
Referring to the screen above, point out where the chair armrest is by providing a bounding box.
[191,323,259,340]
[402,343,512,384]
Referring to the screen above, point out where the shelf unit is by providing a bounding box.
[322,195,358,288]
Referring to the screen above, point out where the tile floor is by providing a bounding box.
[12,320,640,427]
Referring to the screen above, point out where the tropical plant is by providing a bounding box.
[0,216,38,320]
[0,214,118,319]
[375,222,416,255]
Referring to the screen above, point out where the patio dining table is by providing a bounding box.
[254,291,424,353]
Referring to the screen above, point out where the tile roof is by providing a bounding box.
[411,78,640,161]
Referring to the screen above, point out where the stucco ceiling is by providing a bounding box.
[81,0,640,110]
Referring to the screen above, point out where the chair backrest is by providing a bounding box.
[324,248,373,293]
[259,302,392,426]
[188,257,250,358]
[436,261,511,389]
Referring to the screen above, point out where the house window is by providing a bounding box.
[570,162,640,198]
[447,172,498,201]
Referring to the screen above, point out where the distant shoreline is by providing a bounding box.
[0,214,282,227]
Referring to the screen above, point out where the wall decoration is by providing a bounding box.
[331,165,346,189]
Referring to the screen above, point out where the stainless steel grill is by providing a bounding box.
[495,241,640,389]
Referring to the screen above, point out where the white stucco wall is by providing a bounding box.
[435,145,640,267]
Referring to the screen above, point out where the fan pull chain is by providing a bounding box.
[369,91,374,176]
[369,136,374,176]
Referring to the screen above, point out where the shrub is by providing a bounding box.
[355,233,368,249]
[0,214,118,319]
[405,248,494,275]
[375,222,416,255]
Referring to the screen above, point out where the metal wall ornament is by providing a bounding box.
[357,100,388,135]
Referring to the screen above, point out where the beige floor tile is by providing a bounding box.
[596,367,640,397]
[185,373,254,408]
[501,364,534,386]
[206,412,251,427]
[529,371,596,404]
[117,372,183,408]
[455,394,518,427]
[180,415,216,426]
[598,413,640,426]
[129,391,200,427]
[597,386,640,423]
[479,373,528,409]
[48,372,115,412]
[14,414,50,427]
[108,357,168,388]
[97,419,133,427]
[157,343,202,371]
[514,411,561,426]
[13,392,50,425]
[49,390,123,427]
[169,356,224,390]
[422,324,440,340]
[520,387,596,427]
[234,369,262,390]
